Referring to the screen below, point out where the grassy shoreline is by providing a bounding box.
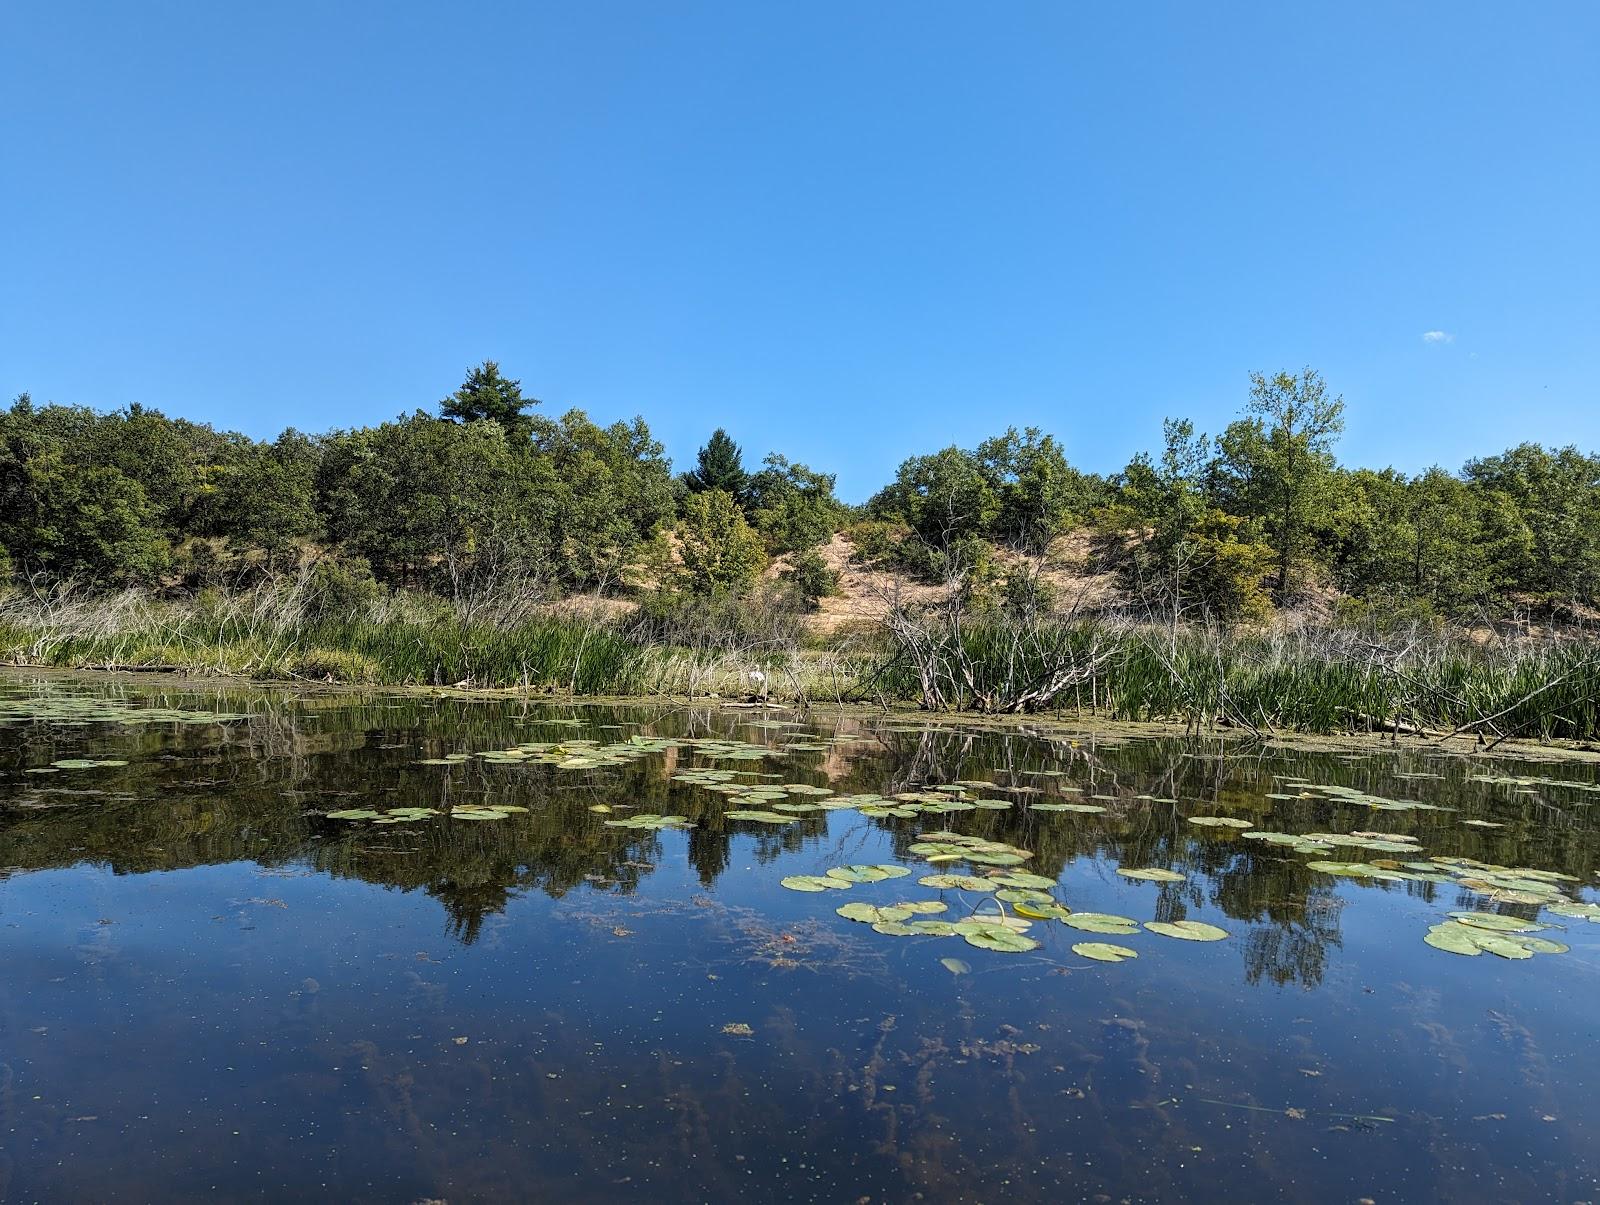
[2,588,1597,746]
[5,661,1600,768]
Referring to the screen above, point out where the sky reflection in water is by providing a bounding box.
[1,677,1598,1203]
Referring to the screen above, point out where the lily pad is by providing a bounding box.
[780,875,851,892]
[827,864,912,884]
[919,874,997,892]
[1144,920,1228,942]
[1547,902,1600,922]
[905,919,962,935]
[991,872,1056,890]
[1305,861,1404,881]
[1073,942,1139,963]
[1061,912,1139,935]
[603,813,693,830]
[1117,867,1185,882]
[960,923,1040,953]
[1013,899,1073,921]
[724,810,797,824]
[1449,911,1545,934]
[837,902,912,924]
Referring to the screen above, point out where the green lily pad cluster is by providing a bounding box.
[828,864,912,883]
[1286,781,1451,813]
[1469,771,1600,795]
[1244,828,1426,856]
[450,805,530,821]
[1424,912,1570,959]
[1547,900,1600,923]
[1305,860,1411,881]
[1302,849,1586,907]
[779,864,907,892]
[724,809,799,824]
[907,830,1033,867]
[837,903,1041,950]
[327,804,529,824]
[0,694,247,726]
[836,900,947,923]
[919,872,999,892]
[1239,830,1338,854]
[602,813,694,830]
[422,732,783,774]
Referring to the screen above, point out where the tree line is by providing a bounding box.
[2,362,1597,628]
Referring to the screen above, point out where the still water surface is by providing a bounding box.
[1,675,1598,1203]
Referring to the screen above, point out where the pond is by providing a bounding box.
[1,673,1598,1203]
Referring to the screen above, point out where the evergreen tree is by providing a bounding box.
[439,361,538,433]
[682,429,749,504]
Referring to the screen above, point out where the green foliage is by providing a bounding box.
[682,429,750,504]
[629,584,806,648]
[676,489,767,595]
[1213,368,1345,602]
[221,431,320,565]
[870,445,1000,558]
[0,447,166,584]
[870,430,1099,577]
[844,519,904,566]
[5,366,1600,632]
[1101,419,1273,624]
[1463,443,1600,605]
[304,557,383,625]
[1329,466,1500,612]
[439,360,538,433]
[747,454,846,553]
[995,570,1058,620]
[289,647,382,683]
[782,549,840,611]
[976,427,1096,553]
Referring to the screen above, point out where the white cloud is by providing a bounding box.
[1422,330,1454,344]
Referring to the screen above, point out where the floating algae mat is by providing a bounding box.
[2,672,1599,1202]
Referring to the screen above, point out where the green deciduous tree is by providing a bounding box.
[1213,369,1345,602]
[1104,419,1273,624]
[5,450,167,584]
[676,488,767,595]
[746,454,846,554]
[220,430,321,568]
[976,427,1095,554]
[1463,443,1600,604]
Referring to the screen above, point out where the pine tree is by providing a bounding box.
[440,361,538,433]
[682,429,749,504]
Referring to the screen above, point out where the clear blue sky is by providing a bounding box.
[4,2,1596,501]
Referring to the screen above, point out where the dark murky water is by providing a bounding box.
[2,674,1598,1204]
